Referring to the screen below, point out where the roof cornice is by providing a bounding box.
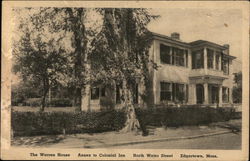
[190,40,227,50]
[151,32,191,48]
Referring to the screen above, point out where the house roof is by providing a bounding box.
[151,32,236,60]
[222,54,236,60]
[189,40,227,50]
[151,32,227,50]
[151,32,190,48]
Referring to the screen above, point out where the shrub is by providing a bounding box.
[135,106,236,128]
[11,106,237,137]
[100,97,115,109]
[11,96,25,106]
[48,98,72,107]
[22,98,72,107]
[24,98,42,107]
[11,109,126,137]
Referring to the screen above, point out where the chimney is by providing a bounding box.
[171,32,180,40]
[223,44,230,55]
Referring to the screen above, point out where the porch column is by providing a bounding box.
[229,88,233,104]
[219,85,223,107]
[191,84,196,104]
[204,47,207,70]
[204,83,209,104]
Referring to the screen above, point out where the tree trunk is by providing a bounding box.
[120,80,141,133]
[40,92,46,112]
[40,79,49,112]
[81,84,91,111]
[67,8,87,112]
[75,88,82,111]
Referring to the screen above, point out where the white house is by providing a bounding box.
[81,32,236,111]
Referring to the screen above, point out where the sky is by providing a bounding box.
[11,8,243,85]
[147,8,242,73]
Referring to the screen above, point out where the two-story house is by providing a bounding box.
[149,32,235,107]
[81,32,236,111]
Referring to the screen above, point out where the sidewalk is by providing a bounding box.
[12,119,241,149]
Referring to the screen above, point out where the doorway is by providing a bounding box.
[196,84,204,104]
[211,85,219,104]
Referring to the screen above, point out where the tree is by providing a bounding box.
[13,8,97,111]
[233,71,242,103]
[90,8,158,133]
[13,24,69,111]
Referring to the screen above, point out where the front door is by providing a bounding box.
[196,84,204,104]
[211,86,219,104]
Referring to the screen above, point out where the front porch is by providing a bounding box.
[189,76,232,107]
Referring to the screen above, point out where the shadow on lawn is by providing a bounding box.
[11,135,65,146]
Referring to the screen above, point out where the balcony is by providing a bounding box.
[189,68,228,79]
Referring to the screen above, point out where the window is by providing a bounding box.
[160,82,187,103]
[207,49,214,69]
[222,87,229,103]
[101,87,106,97]
[172,47,176,65]
[91,87,99,100]
[172,83,185,103]
[222,56,229,75]
[215,53,220,70]
[160,82,171,101]
[160,44,186,67]
[192,50,204,69]
[176,48,185,66]
[177,84,185,102]
[160,44,171,64]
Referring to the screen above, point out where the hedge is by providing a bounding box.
[24,98,42,107]
[48,98,72,107]
[11,106,237,137]
[135,106,236,128]
[21,98,72,107]
[11,110,126,137]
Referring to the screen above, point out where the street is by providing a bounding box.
[114,132,241,149]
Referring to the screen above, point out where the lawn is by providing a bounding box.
[12,106,77,112]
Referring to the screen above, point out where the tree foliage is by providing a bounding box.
[233,71,242,103]
[12,7,159,121]
[90,8,159,132]
[12,8,100,110]
[12,8,77,111]
[91,9,158,85]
